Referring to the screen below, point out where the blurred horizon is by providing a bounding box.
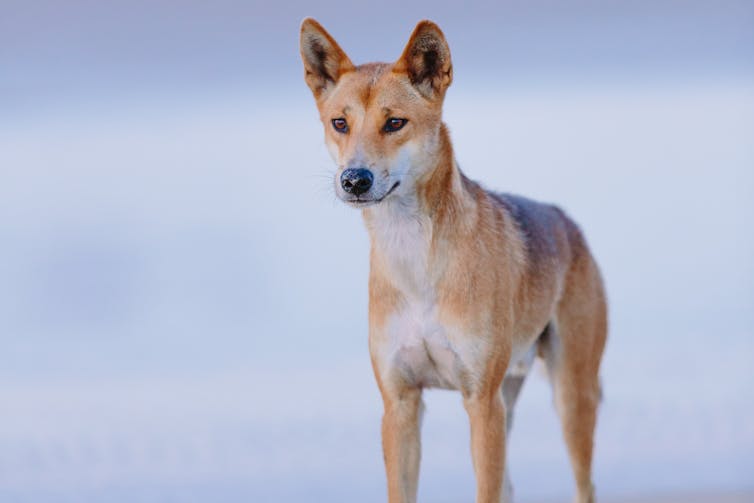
[3,0,753,114]
[1,1,753,502]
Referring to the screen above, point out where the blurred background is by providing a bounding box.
[1,1,753,502]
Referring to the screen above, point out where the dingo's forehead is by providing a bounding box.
[317,63,438,122]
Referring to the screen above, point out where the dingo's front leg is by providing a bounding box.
[465,391,507,503]
[379,385,423,503]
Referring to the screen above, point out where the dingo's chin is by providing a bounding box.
[338,181,400,208]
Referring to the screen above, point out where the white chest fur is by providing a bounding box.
[383,300,468,390]
[366,196,432,297]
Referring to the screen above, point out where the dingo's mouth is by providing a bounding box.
[347,181,400,205]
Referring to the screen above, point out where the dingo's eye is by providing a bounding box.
[331,118,348,133]
[383,118,408,133]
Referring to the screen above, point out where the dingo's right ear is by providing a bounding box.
[300,18,354,99]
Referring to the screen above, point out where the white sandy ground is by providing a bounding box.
[609,492,754,503]
[572,491,754,503]
[525,492,754,503]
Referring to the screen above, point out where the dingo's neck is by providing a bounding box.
[362,125,477,296]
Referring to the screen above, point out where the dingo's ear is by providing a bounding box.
[300,18,354,99]
[395,20,452,100]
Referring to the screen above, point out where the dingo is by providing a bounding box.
[300,18,607,503]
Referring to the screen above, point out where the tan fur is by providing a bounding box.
[301,18,607,503]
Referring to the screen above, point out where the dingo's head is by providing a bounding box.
[300,18,452,207]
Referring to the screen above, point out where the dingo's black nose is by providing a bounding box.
[341,168,373,195]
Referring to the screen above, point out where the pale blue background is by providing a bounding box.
[1,1,753,502]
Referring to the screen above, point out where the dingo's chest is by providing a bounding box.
[376,300,474,391]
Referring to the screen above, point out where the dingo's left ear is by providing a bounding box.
[395,20,452,99]
[300,18,355,99]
